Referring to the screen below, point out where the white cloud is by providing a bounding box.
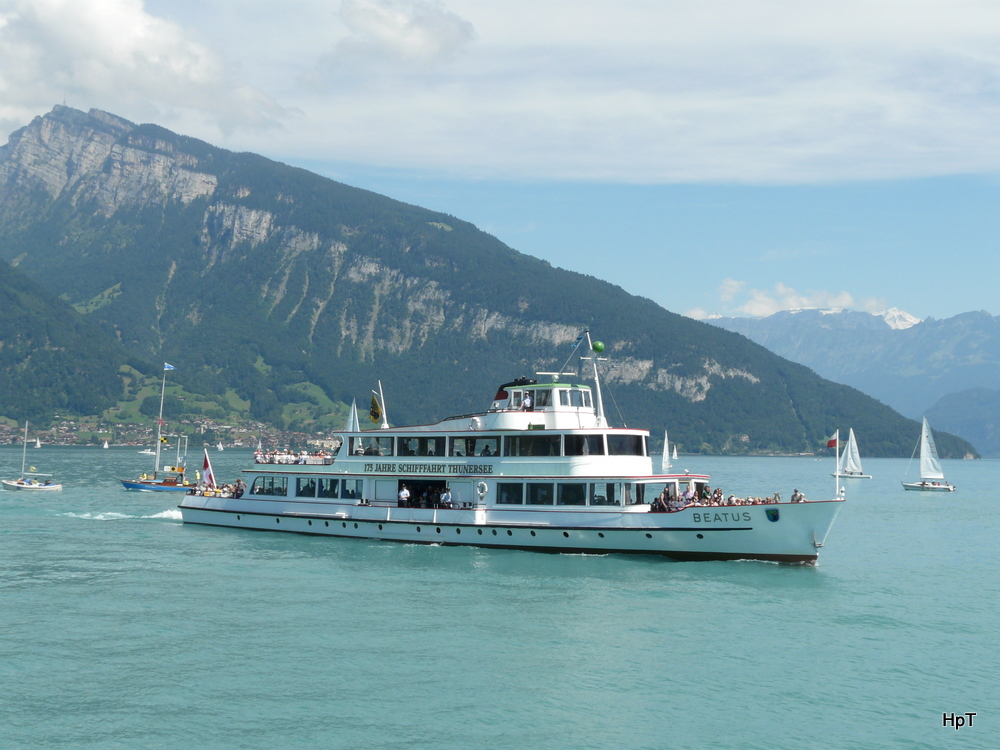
[0,0,283,137]
[7,1,1000,183]
[717,278,745,302]
[335,0,475,66]
[688,280,888,319]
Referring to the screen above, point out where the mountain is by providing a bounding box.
[0,259,130,423]
[708,308,1000,455]
[0,106,977,457]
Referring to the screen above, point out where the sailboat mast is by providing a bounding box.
[154,370,167,474]
[20,422,28,477]
[834,429,840,498]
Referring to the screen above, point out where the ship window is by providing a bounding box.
[570,390,584,407]
[504,435,560,457]
[564,435,605,456]
[251,476,287,496]
[397,436,445,457]
[451,436,499,458]
[353,435,393,456]
[584,391,592,408]
[526,483,554,505]
[511,391,523,409]
[559,390,569,406]
[318,478,339,498]
[639,481,674,506]
[589,482,621,506]
[296,478,317,497]
[342,479,362,499]
[557,483,586,505]
[497,482,524,504]
[607,434,644,456]
[533,389,551,407]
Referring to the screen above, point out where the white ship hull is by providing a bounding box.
[179,494,843,564]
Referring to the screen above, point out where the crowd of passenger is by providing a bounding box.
[254,449,334,465]
[188,479,247,498]
[651,486,807,512]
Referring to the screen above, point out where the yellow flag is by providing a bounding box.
[370,394,382,423]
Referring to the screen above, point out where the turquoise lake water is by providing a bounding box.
[1,447,995,749]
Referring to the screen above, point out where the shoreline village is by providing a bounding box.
[180,332,845,564]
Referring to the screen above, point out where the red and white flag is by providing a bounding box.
[826,430,839,448]
[202,447,216,488]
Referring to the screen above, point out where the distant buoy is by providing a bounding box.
[592,341,605,353]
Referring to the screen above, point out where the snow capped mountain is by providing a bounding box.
[875,307,922,330]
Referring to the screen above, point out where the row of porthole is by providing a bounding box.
[249,517,704,541]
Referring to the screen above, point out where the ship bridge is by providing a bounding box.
[472,377,602,431]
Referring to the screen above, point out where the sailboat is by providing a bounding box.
[660,430,671,473]
[902,417,955,492]
[217,442,224,451]
[34,437,41,448]
[2,422,62,491]
[121,364,193,492]
[832,428,871,478]
[103,439,109,449]
[345,398,361,433]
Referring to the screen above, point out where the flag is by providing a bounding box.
[202,448,216,488]
[826,430,839,448]
[164,363,176,370]
[370,393,382,423]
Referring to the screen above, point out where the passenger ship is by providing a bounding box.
[179,335,845,564]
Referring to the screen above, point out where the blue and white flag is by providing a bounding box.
[164,363,177,371]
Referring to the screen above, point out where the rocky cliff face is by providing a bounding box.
[0,106,963,455]
[0,107,749,405]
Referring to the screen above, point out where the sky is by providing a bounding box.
[1,0,999,321]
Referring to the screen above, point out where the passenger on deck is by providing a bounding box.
[398,484,410,507]
[441,487,453,508]
[791,489,805,503]
[481,445,493,457]
[521,393,533,411]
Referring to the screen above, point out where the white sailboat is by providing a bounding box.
[34,437,41,448]
[660,430,671,473]
[345,398,361,433]
[2,422,62,491]
[103,440,109,449]
[902,417,955,492]
[217,442,224,451]
[832,428,871,478]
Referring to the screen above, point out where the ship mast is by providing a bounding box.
[558,330,608,427]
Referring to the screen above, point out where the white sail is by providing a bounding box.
[345,399,361,432]
[838,429,865,475]
[673,445,678,460]
[661,430,671,473]
[919,417,946,481]
[103,440,109,449]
